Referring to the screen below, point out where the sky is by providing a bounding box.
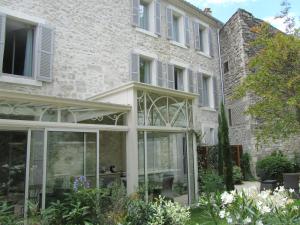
[186,0,300,32]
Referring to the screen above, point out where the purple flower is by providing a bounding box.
[73,176,90,192]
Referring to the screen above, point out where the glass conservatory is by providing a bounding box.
[0,82,198,217]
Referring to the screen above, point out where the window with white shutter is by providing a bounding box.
[155,0,161,35]
[166,8,173,40]
[209,27,214,57]
[132,0,140,27]
[130,53,140,82]
[213,76,219,109]
[184,16,190,47]
[156,60,165,87]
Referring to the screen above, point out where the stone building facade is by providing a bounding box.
[220,9,300,173]
[0,0,223,212]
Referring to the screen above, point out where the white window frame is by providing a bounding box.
[0,8,45,86]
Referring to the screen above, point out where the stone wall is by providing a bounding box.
[0,0,222,131]
[220,9,300,174]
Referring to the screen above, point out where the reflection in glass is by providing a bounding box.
[0,131,27,216]
[46,132,96,205]
[99,132,126,188]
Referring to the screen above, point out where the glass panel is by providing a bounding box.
[0,102,127,125]
[139,132,189,205]
[137,91,146,125]
[28,131,44,209]
[0,131,27,216]
[99,132,126,188]
[173,16,179,42]
[139,1,149,30]
[140,58,151,84]
[188,133,196,203]
[46,132,96,206]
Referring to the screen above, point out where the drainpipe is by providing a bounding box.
[217,28,225,104]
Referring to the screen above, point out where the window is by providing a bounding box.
[174,67,184,91]
[172,15,179,42]
[203,76,210,107]
[194,22,209,54]
[3,18,35,77]
[139,57,151,84]
[223,61,229,74]
[199,27,204,52]
[139,1,149,30]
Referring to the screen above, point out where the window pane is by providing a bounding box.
[173,16,179,42]
[203,77,210,107]
[0,131,27,216]
[139,2,149,30]
[3,19,34,77]
[28,131,44,209]
[99,132,126,188]
[140,58,151,84]
[174,68,184,91]
[46,132,96,206]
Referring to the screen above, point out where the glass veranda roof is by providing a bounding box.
[0,90,130,125]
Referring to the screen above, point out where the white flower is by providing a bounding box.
[260,205,271,214]
[226,217,233,224]
[221,192,234,205]
[292,205,298,211]
[289,188,295,193]
[243,217,251,224]
[256,220,263,225]
[219,210,226,219]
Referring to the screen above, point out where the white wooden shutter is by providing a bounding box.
[213,76,219,109]
[36,24,54,82]
[166,8,173,40]
[184,16,190,47]
[155,0,161,35]
[130,52,140,81]
[0,13,6,74]
[132,0,140,27]
[197,72,204,106]
[213,128,218,145]
[203,127,210,145]
[167,64,175,89]
[188,69,195,93]
[209,27,214,57]
[156,60,164,87]
[193,22,200,51]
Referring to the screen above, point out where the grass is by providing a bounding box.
[188,207,226,225]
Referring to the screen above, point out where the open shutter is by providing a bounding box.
[213,128,218,145]
[188,69,195,93]
[36,24,54,82]
[203,127,210,145]
[166,8,173,40]
[197,72,204,106]
[184,16,190,47]
[0,13,6,74]
[130,53,139,81]
[209,27,214,57]
[213,76,219,109]
[193,22,200,51]
[157,60,164,87]
[167,64,174,89]
[155,0,161,35]
[132,0,140,27]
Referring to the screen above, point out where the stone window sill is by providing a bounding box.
[135,27,158,38]
[0,74,42,86]
[197,51,212,59]
[170,40,188,49]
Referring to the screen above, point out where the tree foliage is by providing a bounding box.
[219,103,234,191]
[234,1,300,143]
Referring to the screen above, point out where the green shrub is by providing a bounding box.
[240,153,254,180]
[200,170,225,193]
[256,152,294,183]
[0,202,22,225]
[232,166,243,184]
[125,196,190,225]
